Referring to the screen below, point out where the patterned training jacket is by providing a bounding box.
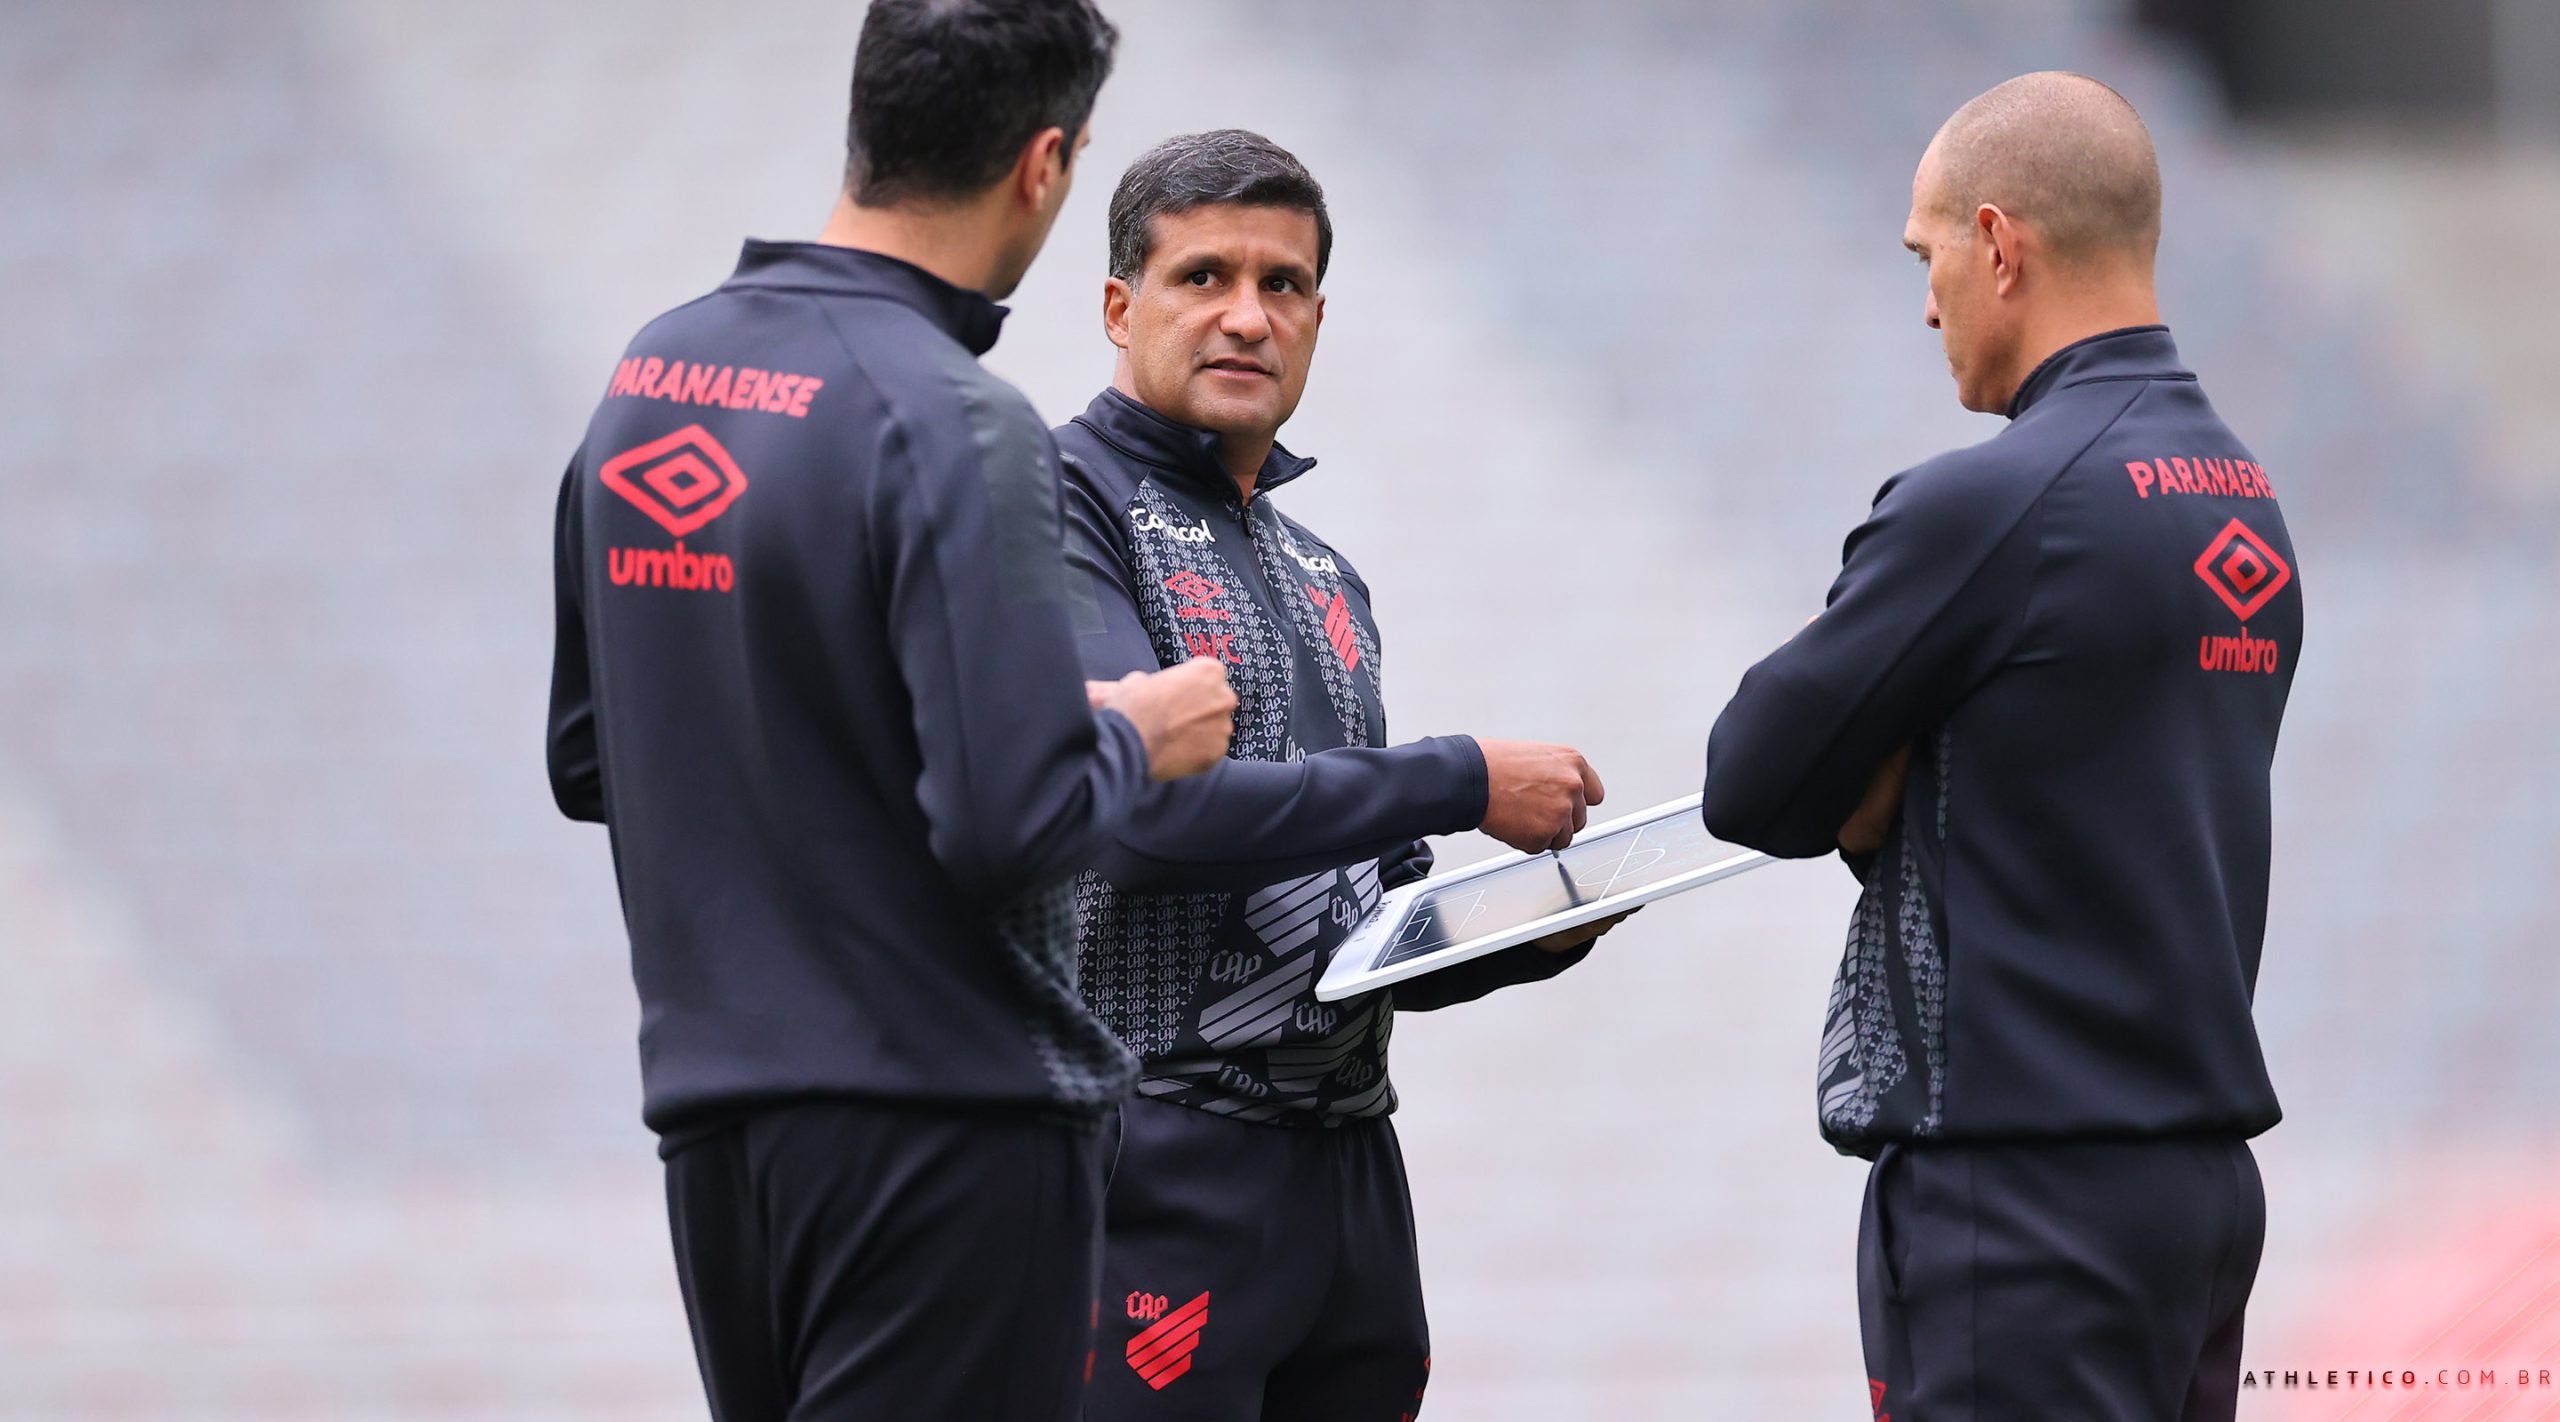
[1055,388,1583,1126]
[1703,326,2299,1158]
[548,244,1148,1149]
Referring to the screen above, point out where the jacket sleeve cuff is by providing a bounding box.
[1432,734,1490,832]
[1395,939,1588,1011]
[1093,706,1150,794]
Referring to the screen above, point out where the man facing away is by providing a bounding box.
[1058,129,1626,1420]
[1704,74,2302,1422]
[544,3,1238,1418]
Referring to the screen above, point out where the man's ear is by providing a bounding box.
[1015,125,1070,210]
[1102,276,1133,349]
[1978,203,2024,298]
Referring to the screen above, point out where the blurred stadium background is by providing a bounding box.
[4,0,2557,1416]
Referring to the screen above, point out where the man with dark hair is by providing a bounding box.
[842,0,1115,208]
[1056,128,1622,1420]
[1704,73,2299,1421]
[546,4,1239,1418]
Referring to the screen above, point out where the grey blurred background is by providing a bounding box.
[4,1,2557,1417]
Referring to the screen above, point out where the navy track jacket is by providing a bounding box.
[1704,327,2302,1157]
[547,242,1147,1144]
[1058,389,1579,1126]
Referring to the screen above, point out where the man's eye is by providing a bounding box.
[1186,270,1215,287]
[1911,250,1930,267]
[1264,277,1297,294]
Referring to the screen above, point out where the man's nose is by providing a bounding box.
[1220,288,1271,342]
[1923,286,1942,331]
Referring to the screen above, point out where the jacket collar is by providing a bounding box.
[1072,388,1317,502]
[723,239,1009,356]
[2007,324,2192,418]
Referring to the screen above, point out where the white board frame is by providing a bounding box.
[1314,792,1771,1001]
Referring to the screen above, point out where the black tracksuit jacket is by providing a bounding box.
[1057,389,1580,1126]
[1704,326,2303,1157]
[547,242,1147,1146]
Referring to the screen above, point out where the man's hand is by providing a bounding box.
[1099,658,1237,781]
[1477,739,1605,853]
[1837,744,1913,855]
[1527,907,1638,954]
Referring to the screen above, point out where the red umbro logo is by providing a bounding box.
[1163,570,1232,622]
[600,424,748,538]
[1126,1290,1208,1390]
[2192,517,2290,621]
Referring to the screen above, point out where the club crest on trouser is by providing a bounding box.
[1125,1290,1210,1389]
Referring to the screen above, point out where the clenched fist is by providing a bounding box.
[1092,658,1237,781]
[1475,739,1606,853]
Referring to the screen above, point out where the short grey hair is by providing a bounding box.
[1929,72,2162,265]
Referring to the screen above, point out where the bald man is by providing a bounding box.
[1704,74,2301,1421]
